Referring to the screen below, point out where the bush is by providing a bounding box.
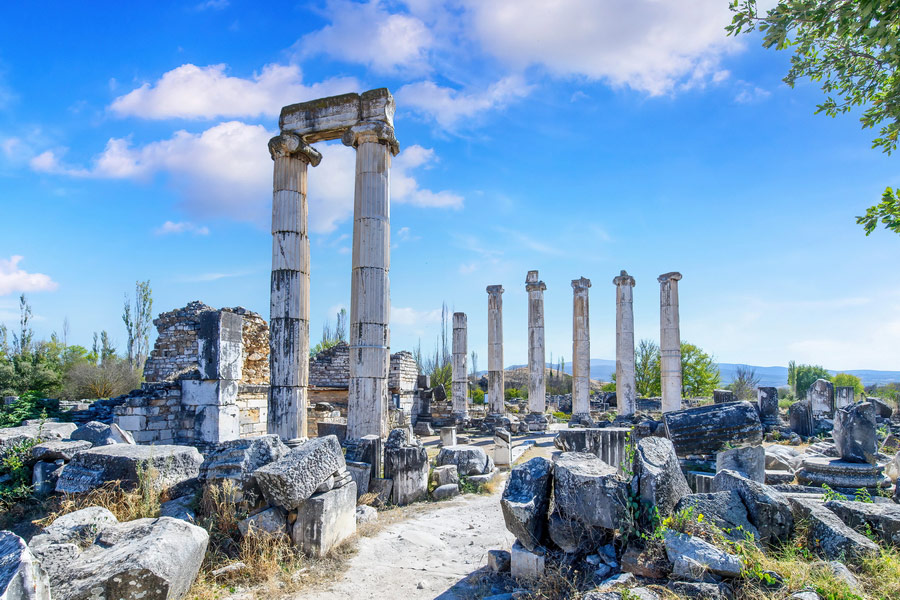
[63,359,140,400]
[470,388,485,404]
[505,387,526,400]
[0,391,63,428]
[0,438,38,507]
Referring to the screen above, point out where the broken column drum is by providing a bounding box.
[658,272,683,413]
[268,132,322,441]
[269,89,399,442]
[571,277,592,418]
[613,271,636,416]
[451,312,468,420]
[344,117,399,440]
[487,285,505,415]
[526,271,547,415]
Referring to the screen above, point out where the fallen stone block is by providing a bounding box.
[239,506,287,538]
[203,434,289,505]
[510,540,545,579]
[664,401,763,456]
[620,544,671,579]
[31,508,208,600]
[548,509,608,554]
[160,494,197,522]
[554,452,628,530]
[440,426,457,447]
[825,499,900,547]
[634,436,691,517]
[500,457,553,551]
[663,530,742,577]
[436,445,494,476]
[712,469,793,545]
[56,444,203,496]
[467,469,500,487]
[667,581,733,600]
[369,477,393,507]
[291,482,357,557]
[716,445,765,482]
[0,422,77,457]
[32,439,92,462]
[488,549,511,573]
[787,497,878,560]
[765,471,795,485]
[253,435,345,510]
[430,464,459,488]
[765,445,800,472]
[71,421,133,446]
[385,445,429,506]
[32,461,64,497]
[789,399,815,438]
[0,531,51,600]
[432,483,460,500]
[675,490,760,542]
[355,505,377,524]
[833,401,878,464]
[345,461,371,498]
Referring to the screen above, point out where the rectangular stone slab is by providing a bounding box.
[279,89,394,142]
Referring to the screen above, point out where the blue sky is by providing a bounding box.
[0,0,897,372]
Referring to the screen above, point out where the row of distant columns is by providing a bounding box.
[481,270,683,418]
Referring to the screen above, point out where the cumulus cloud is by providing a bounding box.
[391,306,442,326]
[393,145,463,208]
[297,0,433,74]
[461,0,737,95]
[30,124,461,232]
[154,221,210,235]
[395,76,532,129]
[109,63,358,120]
[0,256,58,296]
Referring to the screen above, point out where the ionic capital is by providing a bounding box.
[613,270,636,287]
[657,271,683,284]
[486,285,504,295]
[341,121,400,156]
[526,282,547,293]
[572,276,592,291]
[268,133,323,167]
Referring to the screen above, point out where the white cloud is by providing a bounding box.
[196,0,228,9]
[393,145,463,208]
[396,76,532,129]
[0,256,58,296]
[30,124,461,232]
[462,0,738,95]
[297,0,433,74]
[109,63,358,120]
[734,82,771,103]
[392,306,442,326]
[154,221,210,235]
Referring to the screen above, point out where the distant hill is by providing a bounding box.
[502,359,900,387]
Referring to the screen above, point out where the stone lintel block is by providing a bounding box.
[279,89,394,143]
[291,482,357,558]
[198,310,244,381]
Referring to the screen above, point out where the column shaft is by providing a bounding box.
[451,312,468,418]
[268,134,319,440]
[572,277,591,416]
[486,285,505,414]
[526,271,547,414]
[659,272,683,413]
[614,271,636,416]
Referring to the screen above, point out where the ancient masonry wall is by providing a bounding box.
[115,302,270,447]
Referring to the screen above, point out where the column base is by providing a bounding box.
[523,412,550,432]
[285,437,308,449]
[569,413,594,428]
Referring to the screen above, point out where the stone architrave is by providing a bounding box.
[451,312,468,420]
[658,272,683,412]
[487,285,505,414]
[268,133,322,442]
[571,277,592,418]
[343,113,399,440]
[613,271,636,416]
[526,271,547,415]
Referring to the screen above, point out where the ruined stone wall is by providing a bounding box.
[237,385,268,437]
[309,342,350,387]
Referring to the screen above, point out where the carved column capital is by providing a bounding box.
[657,271,682,284]
[613,270,636,287]
[268,133,323,166]
[572,276,592,291]
[486,284,505,295]
[341,121,400,156]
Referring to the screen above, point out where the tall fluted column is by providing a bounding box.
[486,285,505,414]
[267,133,322,441]
[526,271,547,415]
[659,272,683,413]
[571,277,592,418]
[613,271,636,416]
[343,122,399,439]
[451,312,468,420]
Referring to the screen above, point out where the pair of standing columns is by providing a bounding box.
[267,90,398,442]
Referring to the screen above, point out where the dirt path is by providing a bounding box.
[300,488,515,600]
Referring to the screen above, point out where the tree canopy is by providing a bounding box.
[728,0,900,236]
[632,339,721,398]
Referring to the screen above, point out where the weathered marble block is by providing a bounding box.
[291,483,357,557]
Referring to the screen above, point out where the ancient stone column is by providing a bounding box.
[658,272,683,413]
[451,312,468,421]
[267,133,322,442]
[343,120,399,440]
[486,285,505,414]
[571,277,592,419]
[613,271,637,416]
[526,271,547,415]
